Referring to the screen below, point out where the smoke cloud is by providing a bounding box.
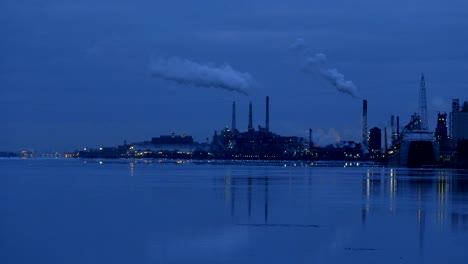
[289,39,361,99]
[305,53,360,99]
[288,38,307,55]
[150,56,254,95]
[312,128,342,147]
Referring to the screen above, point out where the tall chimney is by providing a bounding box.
[232,101,236,131]
[362,99,368,148]
[396,116,400,138]
[266,96,270,133]
[391,115,395,138]
[384,127,388,153]
[248,102,253,132]
[309,128,312,150]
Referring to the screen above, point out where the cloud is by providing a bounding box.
[150,56,255,95]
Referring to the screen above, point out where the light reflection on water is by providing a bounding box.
[1,159,468,263]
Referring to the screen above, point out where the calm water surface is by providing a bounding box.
[1,159,468,263]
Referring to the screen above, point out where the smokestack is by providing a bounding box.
[391,115,395,137]
[396,116,400,138]
[362,99,368,148]
[384,127,388,153]
[248,102,253,132]
[266,96,270,133]
[232,101,236,131]
[309,128,312,150]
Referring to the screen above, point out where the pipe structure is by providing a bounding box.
[362,99,368,148]
[391,115,395,137]
[266,96,270,133]
[309,128,313,150]
[232,101,236,131]
[384,127,388,152]
[248,102,253,132]
[396,116,400,139]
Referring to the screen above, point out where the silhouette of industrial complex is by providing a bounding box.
[74,75,468,167]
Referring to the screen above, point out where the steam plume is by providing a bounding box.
[288,38,361,99]
[312,128,342,147]
[288,38,307,55]
[150,56,254,95]
[305,53,360,99]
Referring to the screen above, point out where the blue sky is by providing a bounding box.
[1,0,468,151]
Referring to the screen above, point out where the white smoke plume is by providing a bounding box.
[289,39,361,99]
[150,56,254,96]
[312,128,342,147]
[305,53,361,99]
[288,38,307,55]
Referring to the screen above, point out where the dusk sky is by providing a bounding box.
[2,0,468,152]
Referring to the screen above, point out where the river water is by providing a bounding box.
[1,159,467,263]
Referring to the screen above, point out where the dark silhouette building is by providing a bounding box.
[451,100,468,145]
[435,113,448,141]
[369,127,381,153]
[151,133,194,144]
[435,113,455,163]
[211,97,305,159]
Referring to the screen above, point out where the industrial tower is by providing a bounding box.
[266,96,270,133]
[248,102,254,132]
[419,74,428,130]
[362,99,368,148]
[232,102,236,131]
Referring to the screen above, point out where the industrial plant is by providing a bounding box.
[76,75,468,167]
[77,95,366,162]
[385,75,468,167]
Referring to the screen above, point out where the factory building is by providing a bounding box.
[72,84,466,167]
[78,133,210,159]
[435,113,454,162]
[451,99,468,166]
[211,96,369,160]
[151,133,194,145]
[451,100,468,143]
[211,96,307,159]
[132,132,210,155]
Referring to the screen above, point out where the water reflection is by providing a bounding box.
[138,162,468,262]
[129,162,134,177]
[224,169,270,224]
[264,176,269,224]
[361,168,468,250]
